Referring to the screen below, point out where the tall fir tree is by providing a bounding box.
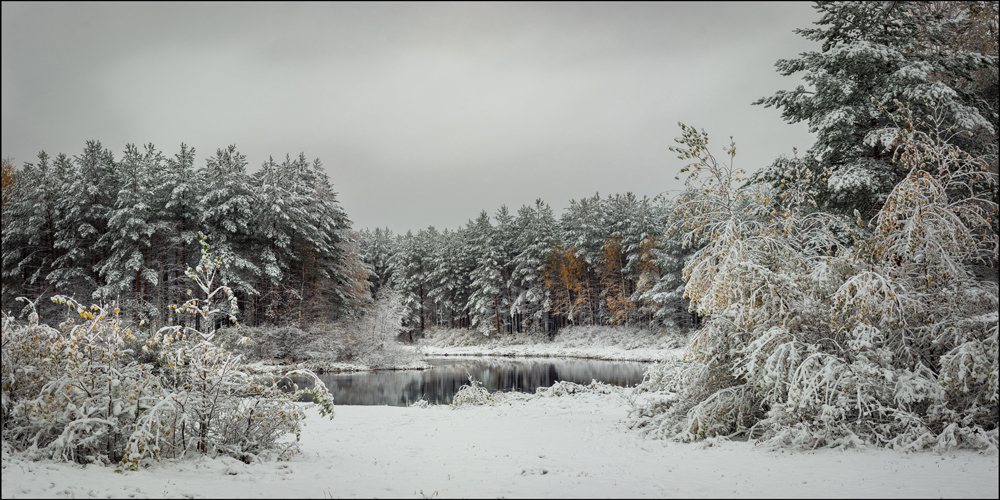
[754,0,997,220]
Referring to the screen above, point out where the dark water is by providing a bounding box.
[291,357,648,406]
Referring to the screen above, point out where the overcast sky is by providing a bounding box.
[2,2,819,233]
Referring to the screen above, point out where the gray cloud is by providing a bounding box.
[3,1,819,233]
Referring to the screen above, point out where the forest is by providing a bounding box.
[1,0,998,469]
[1,146,369,328]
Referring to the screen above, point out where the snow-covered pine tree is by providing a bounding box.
[452,225,480,329]
[754,0,997,220]
[357,227,397,298]
[197,145,259,322]
[600,193,661,326]
[305,156,357,321]
[250,155,299,322]
[427,228,472,329]
[466,211,506,336]
[559,194,607,325]
[1,152,63,315]
[511,199,557,334]
[391,228,437,336]
[636,196,699,329]
[95,143,165,324]
[57,141,118,301]
[45,153,93,304]
[158,143,202,324]
[249,153,351,324]
[492,205,518,334]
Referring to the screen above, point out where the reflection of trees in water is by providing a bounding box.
[293,358,647,406]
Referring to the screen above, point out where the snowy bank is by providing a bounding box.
[243,359,431,376]
[4,387,997,498]
[413,325,687,362]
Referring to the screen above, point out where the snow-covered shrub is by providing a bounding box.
[630,119,999,451]
[333,286,418,369]
[451,376,493,407]
[1,299,68,439]
[215,324,311,364]
[536,380,619,397]
[1,234,335,468]
[3,296,163,465]
[419,327,499,348]
[121,235,334,467]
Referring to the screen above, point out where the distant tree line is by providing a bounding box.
[1,143,369,327]
[358,193,700,338]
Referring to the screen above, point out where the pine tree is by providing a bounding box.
[637,196,699,328]
[310,156,358,321]
[560,194,606,324]
[466,211,506,336]
[198,145,259,321]
[158,143,202,325]
[96,143,165,324]
[392,229,436,337]
[1,152,62,314]
[65,141,118,297]
[427,228,473,329]
[754,0,997,220]
[511,199,557,333]
[358,227,397,298]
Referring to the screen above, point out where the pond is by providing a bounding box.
[291,357,649,406]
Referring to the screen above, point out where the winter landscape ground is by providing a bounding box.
[4,376,998,499]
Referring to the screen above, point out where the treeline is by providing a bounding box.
[1,142,368,327]
[357,193,698,338]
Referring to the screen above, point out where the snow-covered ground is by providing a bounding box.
[4,386,997,499]
[415,325,686,362]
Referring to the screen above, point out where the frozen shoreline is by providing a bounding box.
[412,325,688,364]
[414,344,681,363]
[4,388,998,499]
[245,325,689,374]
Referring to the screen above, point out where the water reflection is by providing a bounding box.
[292,357,648,406]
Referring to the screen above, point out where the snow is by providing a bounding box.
[414,326,686,363]
[4,388,997,499]
[418,344,679,363]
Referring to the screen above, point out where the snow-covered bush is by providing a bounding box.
[333,286,418,369]
[409,398,432,408]
[214,286,418,370]
[215,324,311,364]
[1,234,335,468]
[451,376,493,407]
[2,297,162,465]
[122,235,334,467]
[536,380,619,397]
[630,119,999,451]
[1,299,71,441]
